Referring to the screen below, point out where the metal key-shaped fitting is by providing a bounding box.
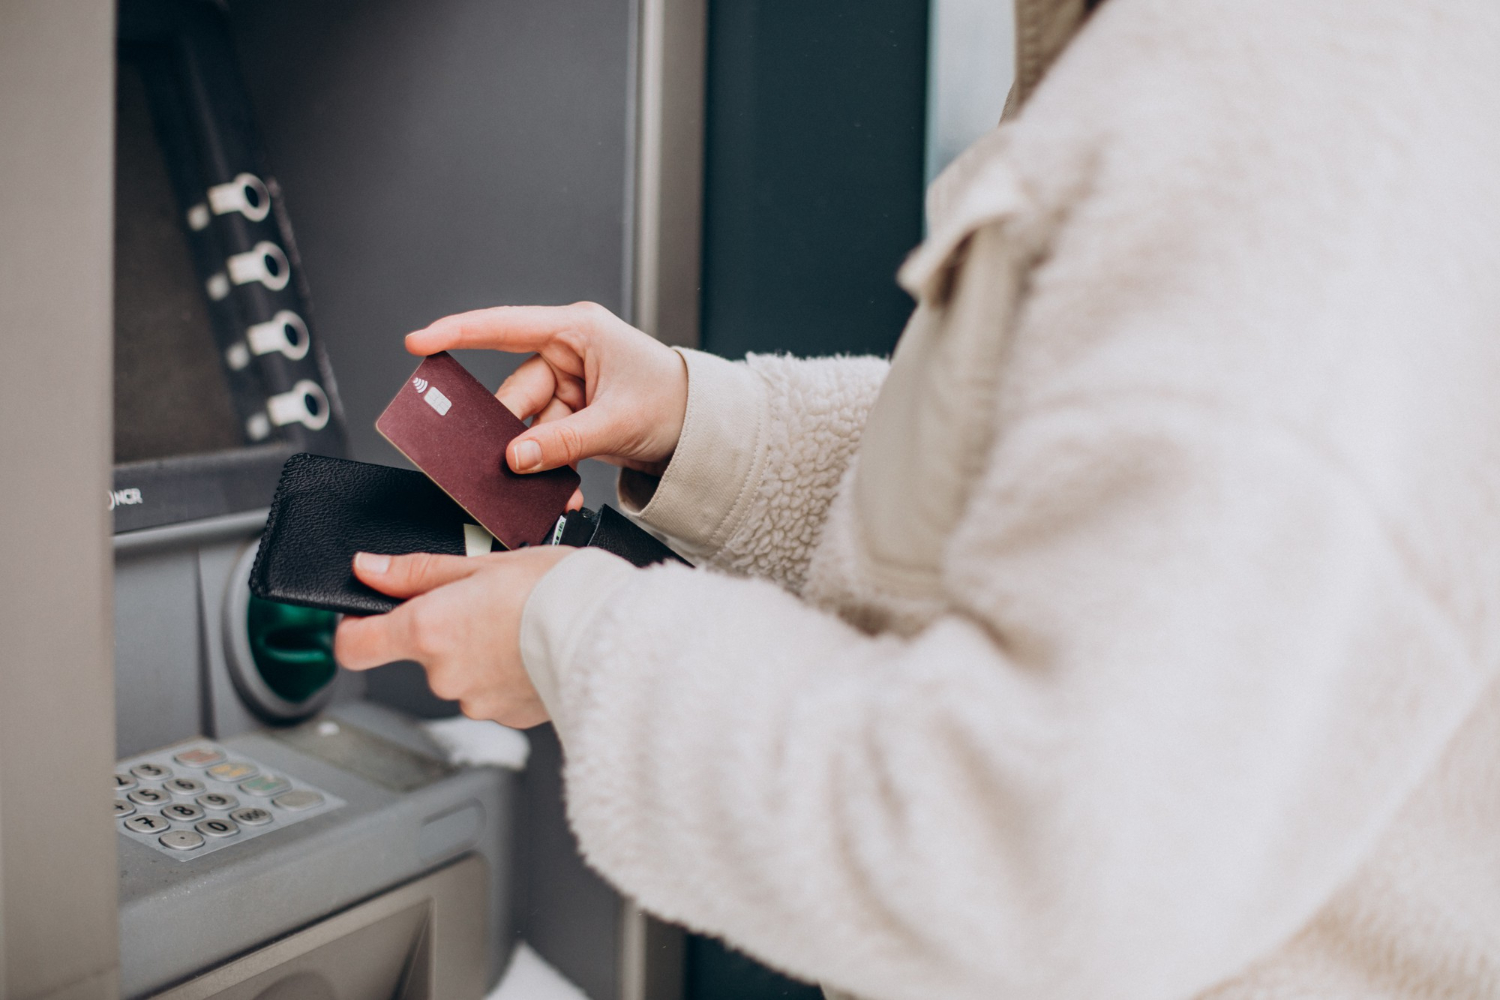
[207,172,271,222]
[267,380,331,432]
[246,310,311,361]
[227,241,291,291]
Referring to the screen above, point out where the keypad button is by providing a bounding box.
[239,774,291,798]
[229,806,273,826]
[127,787,169,806]
[160,802,205,823]
[124,814,170,834]
[173,746,226,768]
[130,762,171,780]
[272,789,325,811]
[159,830,205,851]
[207,761,258,782]
[164,777,206,796]
[197,792,238,811]
[113,773,137,792]
[113,799,136,818]
[195,817,239,838]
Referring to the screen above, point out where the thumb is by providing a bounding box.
[352,551,483,599]
[508,404,619,473]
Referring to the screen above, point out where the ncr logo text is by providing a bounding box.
[109,487,143,511]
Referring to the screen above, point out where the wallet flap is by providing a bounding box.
[250,453,484,616]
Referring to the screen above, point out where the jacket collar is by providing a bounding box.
[1004,0,1093,117]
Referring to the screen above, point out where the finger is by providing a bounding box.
[494,354,558,420]
[551,371,587,411]
[527,399,586,510]
[507,402,619,473]
[532,396,575,426]
[405,301,609,357]
[335,609,421,672]
[351,550,484,599]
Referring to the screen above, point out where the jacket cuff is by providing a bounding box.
[519,547,637,742]
[617,348,769,558]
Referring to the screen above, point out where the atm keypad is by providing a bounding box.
[115,741,342,861]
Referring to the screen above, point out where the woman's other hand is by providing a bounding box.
[333,546,576,728]
[405,302,689,478]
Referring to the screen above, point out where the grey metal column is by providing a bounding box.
[631,0,707,349]
[0,0,120,997]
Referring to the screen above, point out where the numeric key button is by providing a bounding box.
[113,773,137,792]
[128,787,169,807]
[113,799,136,818]
[161,802,205,823]
[195,818,239,838]
[229,806,273,826]
[197,792,238,811]
[124,814,170,834]
[165,777,205,795]
[131,762,171,780]
[159,830,205,851]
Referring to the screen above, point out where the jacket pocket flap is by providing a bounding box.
[898,158,1028,302]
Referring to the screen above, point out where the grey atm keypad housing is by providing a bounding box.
[118,709,514,998]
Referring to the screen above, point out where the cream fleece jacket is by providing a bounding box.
[519,0,1500,997]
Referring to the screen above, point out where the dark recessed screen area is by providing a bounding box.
[114,54,244,464]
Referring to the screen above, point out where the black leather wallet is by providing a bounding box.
[250,453,688,615]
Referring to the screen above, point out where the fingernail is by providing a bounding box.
[355,552,391,574]
[513,439,542,471]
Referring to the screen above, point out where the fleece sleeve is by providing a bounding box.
[522,398,1485,1000]
[618,348,888,593]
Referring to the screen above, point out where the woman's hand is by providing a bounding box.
[406,302,689,478]
[333,546,575,727]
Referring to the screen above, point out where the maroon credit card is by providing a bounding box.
[375,352,581,548]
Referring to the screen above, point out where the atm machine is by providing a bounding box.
[107,1,690,996]
[111,4,515,997]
